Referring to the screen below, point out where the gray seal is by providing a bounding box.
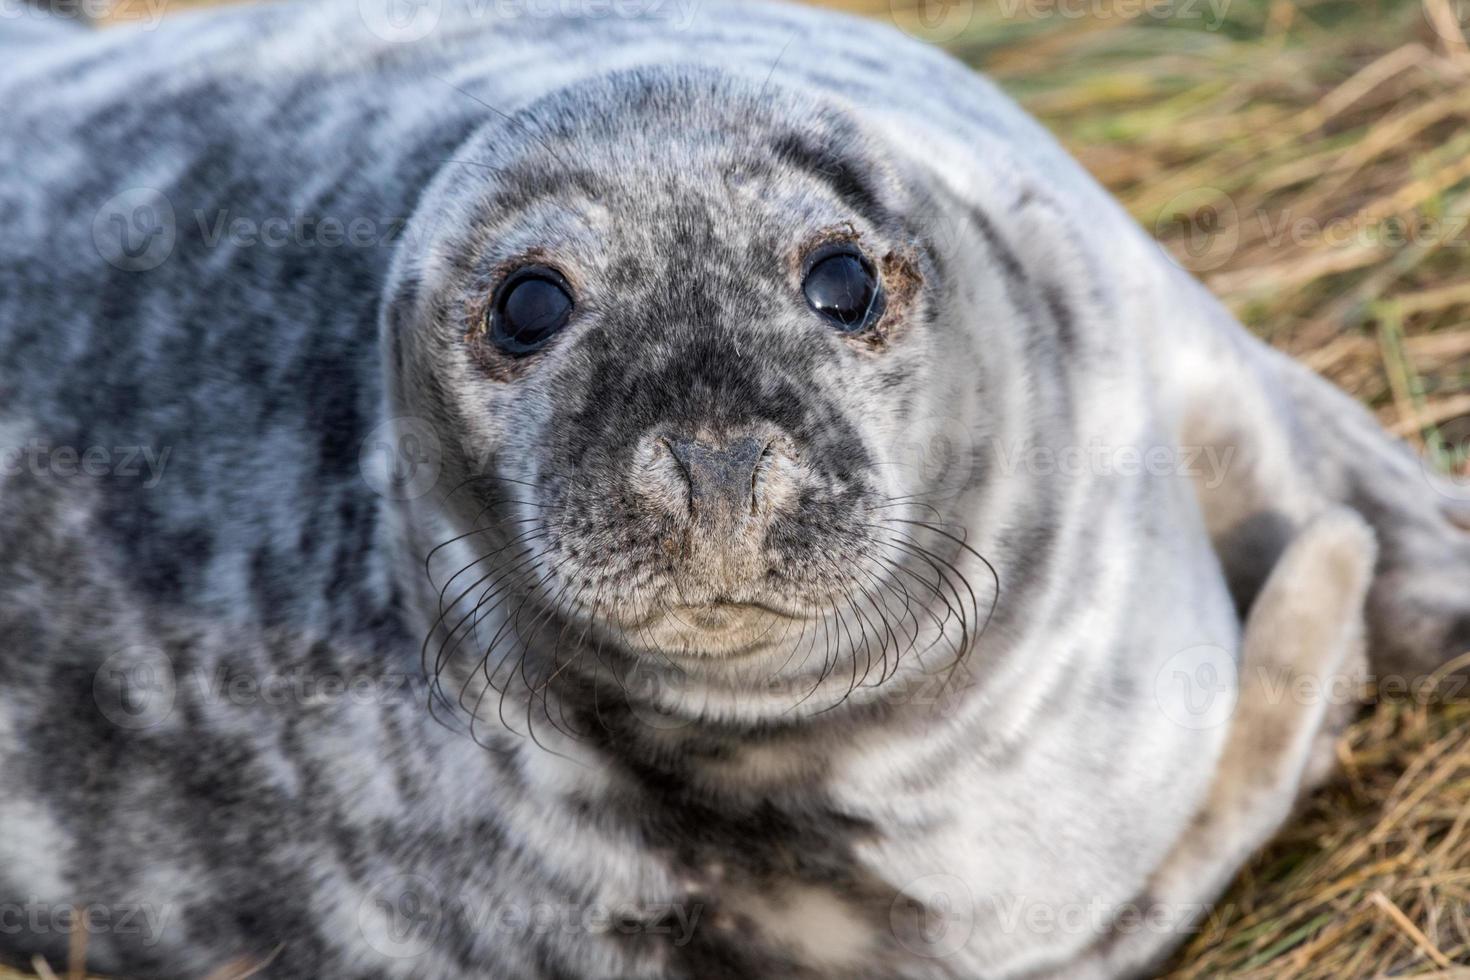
[1,1,1467,977]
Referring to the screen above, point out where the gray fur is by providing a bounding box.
[1,1,1467,977]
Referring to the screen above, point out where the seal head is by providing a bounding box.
[387,67,983,710]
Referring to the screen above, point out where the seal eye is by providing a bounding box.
[802,246,881,332]
[489,267,573,355]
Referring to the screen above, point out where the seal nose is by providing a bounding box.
[665,435,768,526]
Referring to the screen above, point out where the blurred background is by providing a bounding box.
[19,0,1470,977]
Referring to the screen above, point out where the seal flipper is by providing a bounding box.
[1034,509,1376,980]
[1166,278,1470,679]
[1275,351,1470,679]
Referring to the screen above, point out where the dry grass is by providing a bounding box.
[1166,691,1470,978]
[959,0,1470,458]
[9,0,1470,978]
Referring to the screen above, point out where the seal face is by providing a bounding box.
[392,70,976,695]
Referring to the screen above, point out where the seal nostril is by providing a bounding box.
[662,436,696,513]
[751,438,775,516]
[663,435,767,526]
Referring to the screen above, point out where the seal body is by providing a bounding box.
[1,2,1467,978]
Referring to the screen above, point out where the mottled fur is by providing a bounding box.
[1,1,1467,978]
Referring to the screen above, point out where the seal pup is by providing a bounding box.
[0,1,1467,977]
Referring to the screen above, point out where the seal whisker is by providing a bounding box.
[515,582,581,754]
[423,511,550,587]
[852,555,922,665]
[851,575,904,687]
[871,525,982,644]
[423,541,545,718]
[478,552,581,697]
[450,550,567,717]
[435,524,556,610]
[786,598,848,712]
[885,517,1002,649]
[430,542,545,696]
[465,557,581,748]
[531,582,604,740]
[870,553,957,668]
[832,573,891,697]
[881,535,976,672]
